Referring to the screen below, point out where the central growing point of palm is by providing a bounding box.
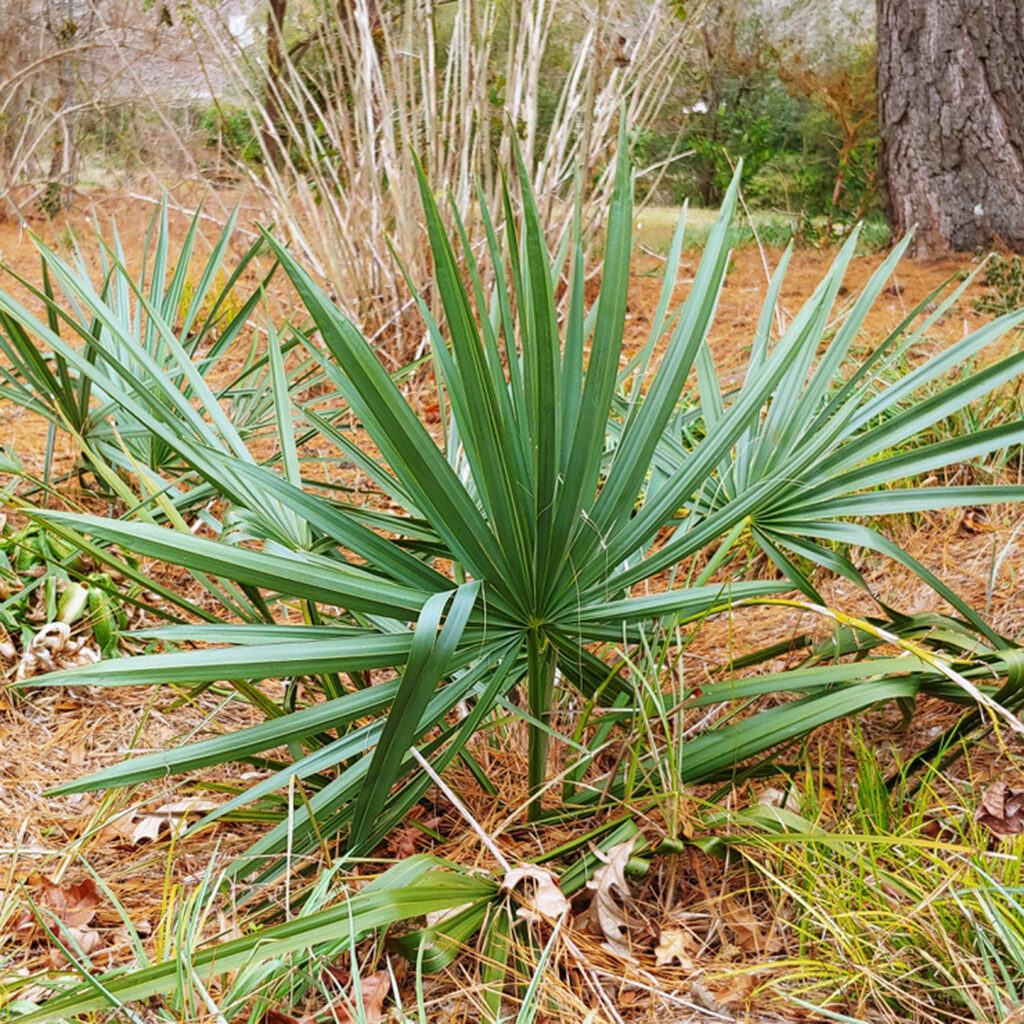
[265,149,785,815]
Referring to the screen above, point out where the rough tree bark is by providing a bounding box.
[878,0,1024,255]
[262,0,289,169]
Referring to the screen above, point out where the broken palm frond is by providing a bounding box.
[745,597,1024,739]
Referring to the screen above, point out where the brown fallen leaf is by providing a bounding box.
[503,864,570,922]
[699,968,759,1008]
[756,786,800,814]
[335,970,390,1024]
[392,824,422,859]
[617,987,644,1006]
[95,811,139,847]
[14,875,101,933]
[719,897,784,956]
[61,924,102,956]
[13,875,103,961]
[265,970,389,1024]
[389,815,441,859]
[580,835,640,959]
[976,780,1024,837]
[654,925,699,969]
[262,1010,313,1024]
[15,622,99,681]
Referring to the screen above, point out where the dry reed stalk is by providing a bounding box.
[198,0,699,358]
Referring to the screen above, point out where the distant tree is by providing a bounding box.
[684,0,878,221]
[0,0,91,218]
[44,0,87,209]
[0,0,228,219]
[878,0,1024,254]
[262,0,288,166]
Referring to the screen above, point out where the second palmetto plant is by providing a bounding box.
[5,138,1024,1016]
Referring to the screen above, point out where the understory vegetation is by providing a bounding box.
[3,0,885,321]
[0,133,1022,1022]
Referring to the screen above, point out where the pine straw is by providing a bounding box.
[0,671,268,941]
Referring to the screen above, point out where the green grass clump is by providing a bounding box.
[974,253,1024,316]
[722,733,1024,1023]
[634,206,890,256]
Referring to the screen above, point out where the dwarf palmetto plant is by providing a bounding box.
[15,142,1024,837]
[0,200,329,511]
[8,141,1024,1020]
[0,199,399,623]
[639,241,1024,647]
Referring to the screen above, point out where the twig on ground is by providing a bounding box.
[409,746,511,874]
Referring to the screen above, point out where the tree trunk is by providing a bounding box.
[263,0,288,168]
[878,0,1024,255]
[45,0,79,210]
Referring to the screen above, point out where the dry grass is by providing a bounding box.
[197,0,699,363]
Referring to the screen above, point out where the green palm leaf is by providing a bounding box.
[11,858,496,1023]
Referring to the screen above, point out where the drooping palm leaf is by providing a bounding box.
[11,857,497,1024]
